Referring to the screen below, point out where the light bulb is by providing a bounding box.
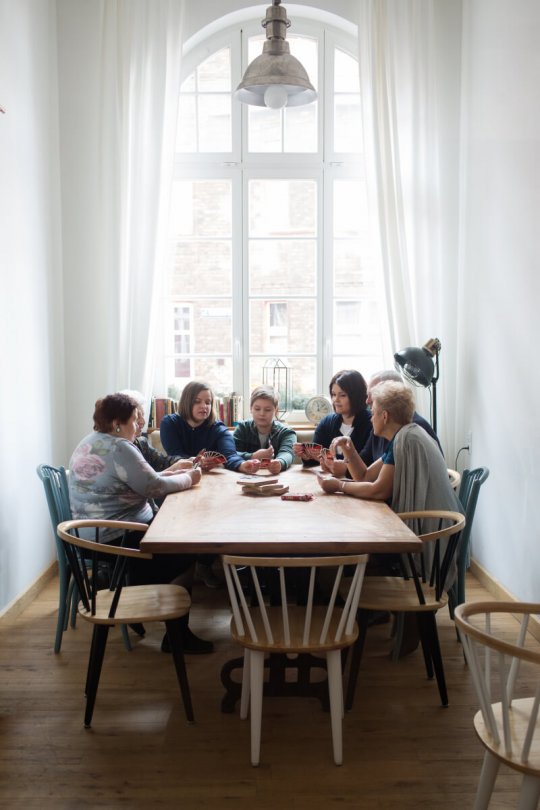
[264,85,288,109]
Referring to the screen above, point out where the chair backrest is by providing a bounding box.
[397,510,466,600]
[458,466,490,549]
[455,601,540,767]
[56,519,150,618]
[459,466,489,515]
[37,464,73,565]
[37,463,72,525]
[222,554,368,652]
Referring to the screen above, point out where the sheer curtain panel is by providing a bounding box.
[98,0,184,396]
[356,0,462,452]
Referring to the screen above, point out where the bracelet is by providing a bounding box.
[340,480,346,493]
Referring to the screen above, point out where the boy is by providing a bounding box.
[233,386,296,474]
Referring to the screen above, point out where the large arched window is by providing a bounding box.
[160,13,389,416]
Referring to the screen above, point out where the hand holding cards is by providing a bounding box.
[193,450,227,471]
[294,442,333,463]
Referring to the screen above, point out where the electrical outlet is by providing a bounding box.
[466,431,472,455]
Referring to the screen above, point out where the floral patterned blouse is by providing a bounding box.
[68,432,193,540]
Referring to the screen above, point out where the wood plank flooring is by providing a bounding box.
[0,574,529,809]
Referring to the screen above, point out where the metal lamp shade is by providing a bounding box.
[235,44,317,107]
[235,1,317,108]
[394,346,435,387]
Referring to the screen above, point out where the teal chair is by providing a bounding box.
[37,464,132,653]
[448,466,490,616]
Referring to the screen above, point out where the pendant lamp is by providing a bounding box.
[394,338,441,433]
[235,0,317,109]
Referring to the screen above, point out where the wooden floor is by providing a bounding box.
[0,573,528,809]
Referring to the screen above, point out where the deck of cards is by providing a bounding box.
[237,476,289,497]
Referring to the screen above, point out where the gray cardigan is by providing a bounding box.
[392,423,462,589]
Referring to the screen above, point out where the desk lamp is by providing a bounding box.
[235,0,317,109]
[394,338,441,433]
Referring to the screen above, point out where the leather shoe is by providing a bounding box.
[128,623,145,637]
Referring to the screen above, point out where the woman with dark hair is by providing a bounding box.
[68,393,213,654]
[293,369,372,474]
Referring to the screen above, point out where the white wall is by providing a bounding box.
[458,0,540,600]
[0,0,65,610]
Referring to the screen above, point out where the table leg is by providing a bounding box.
[220,652,330,713]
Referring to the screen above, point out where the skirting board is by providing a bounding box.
[470,557,540,641]
[0,560,58,622]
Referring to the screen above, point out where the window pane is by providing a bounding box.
[171,241,232,297]
[174,306,191,331]
[284,103,318,152]
[334,240,380,295]
[174,334,190,354]
[248,106,282,152]
[333,299,382,355]
[198,95,232,152]
[168,358,233,400]
[249,299,316,354]
[197,48,231,92]
[175,358,191,378]
[171,299,232,354]
[334,48,359,93]
[250,240,316,296]
[249,356,316,410]
[249,180,317,237]
[333,179,366,238]
[170,181,231,238]
[334,94,362,153]
[177,49,231,154]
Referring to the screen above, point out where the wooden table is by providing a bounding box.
[140,466,421,556]
[140,466,422,711]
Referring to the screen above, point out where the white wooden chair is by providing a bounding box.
[455,601,540,810]
[222,554,368,766]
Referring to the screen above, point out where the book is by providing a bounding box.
[148,397,178,429]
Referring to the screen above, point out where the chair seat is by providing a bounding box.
[358,576,448,613]
[230,606,358,653]
[474,699,540,775]
[78,584,191,625]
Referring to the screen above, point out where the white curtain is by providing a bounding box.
[356,0,463,453]
[97,0,184,400]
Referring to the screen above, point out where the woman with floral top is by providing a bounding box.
[68,392,213,654]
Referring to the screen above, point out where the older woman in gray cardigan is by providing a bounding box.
[317,381,461,585]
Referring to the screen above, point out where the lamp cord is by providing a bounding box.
[454,446,469,470]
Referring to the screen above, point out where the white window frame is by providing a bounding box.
[162,16,388,421]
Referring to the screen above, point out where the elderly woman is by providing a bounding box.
[317,381,460,517]
[318,381,462,655]
[68,392,212,654]
[119,389,193,476]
